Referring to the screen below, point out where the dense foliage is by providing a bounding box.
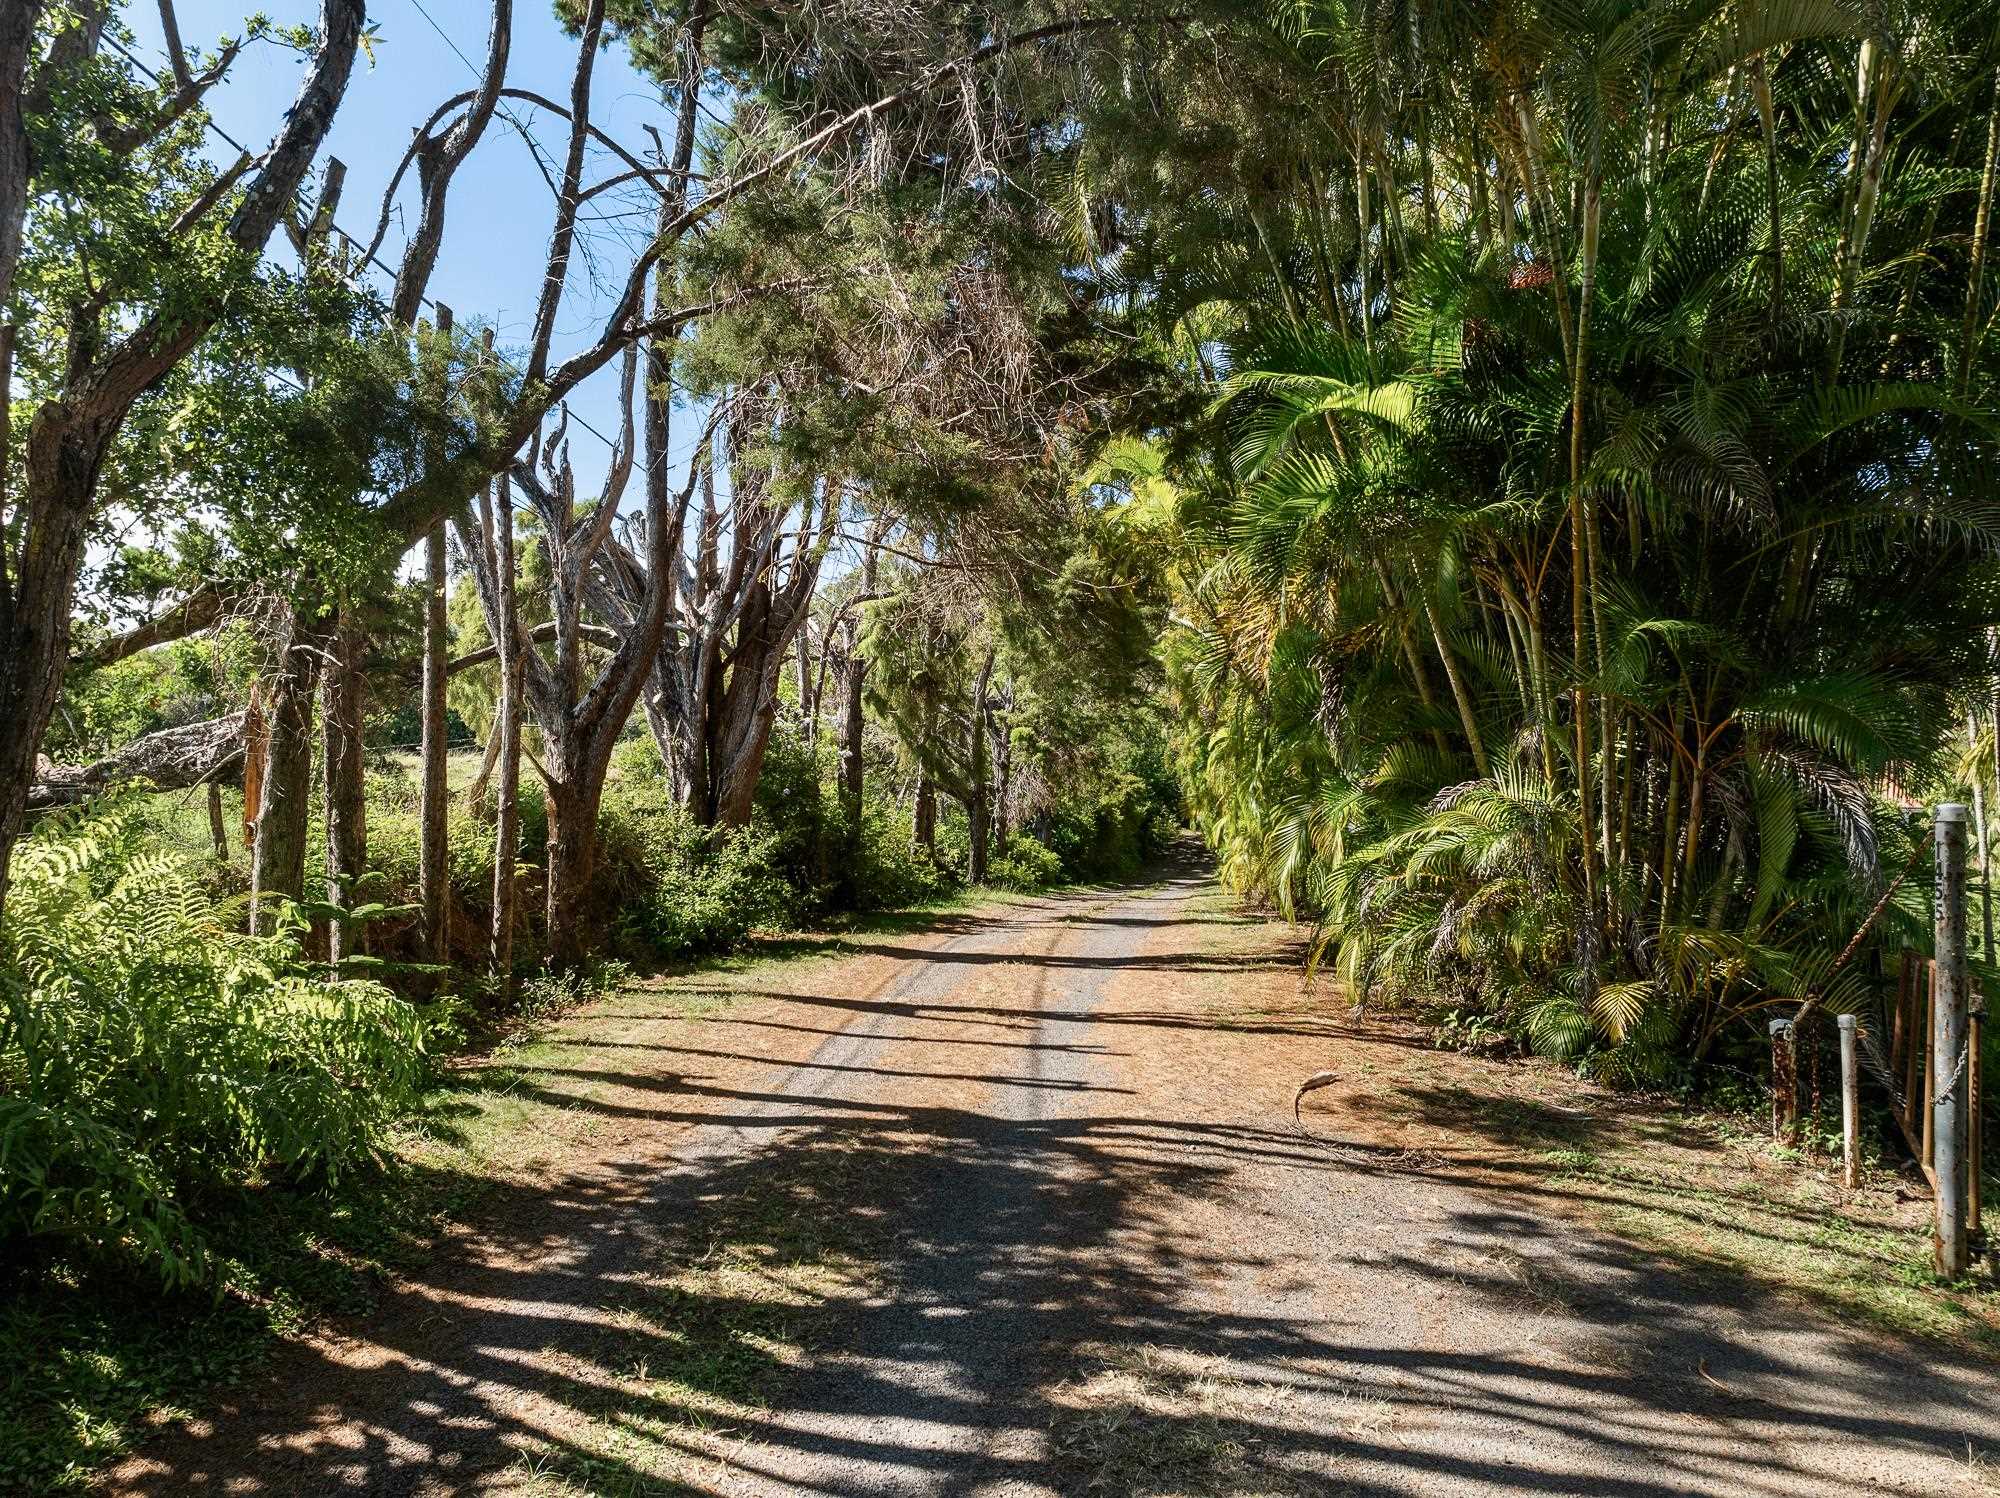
[9,0,1997,1328]
[1058,0,2000,1087]
[0,802,424,1284]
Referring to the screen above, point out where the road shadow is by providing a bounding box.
[101,865,2000,1497]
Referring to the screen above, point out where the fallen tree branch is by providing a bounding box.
[29,712,248,809]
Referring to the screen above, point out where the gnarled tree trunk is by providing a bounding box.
[321,611,368,959]
[250,620,321,935]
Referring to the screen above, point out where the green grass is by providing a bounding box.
[1553,1140,2000,1348]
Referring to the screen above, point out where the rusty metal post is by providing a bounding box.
[1971,997,1985,1239]
[1770,1017,1796,1142]
[1934,804,1970,1277]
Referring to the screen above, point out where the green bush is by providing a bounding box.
[987,834,1063,891]
[1033,769,1178,881]
[850,802,956,909]
[606,796,799,960]
[0,802,425,1285]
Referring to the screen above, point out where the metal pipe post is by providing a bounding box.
[1935,804,1970,1277]
[1839,1013,1860,1190]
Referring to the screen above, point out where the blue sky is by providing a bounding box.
[125,0,696,505]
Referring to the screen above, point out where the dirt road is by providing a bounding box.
[105,862,2000,1496]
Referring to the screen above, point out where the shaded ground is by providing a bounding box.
[98,853,2000,1496]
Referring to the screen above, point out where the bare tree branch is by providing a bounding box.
[100,32,244,155]
[155,0,192,87]
[526,0,604,385]
[390,0,511,324]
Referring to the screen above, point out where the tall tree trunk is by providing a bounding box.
[464,720,503,817]
[321,611,368,960]
[490,477,522,987]
[1568,148,1603,914]
[968,646,996,884]
[839,625,865,879]
[250,622,319,935]
[420,522,451,966]
[836,533,883,889]
[915,772,936,855]
[543,753,610,969]
[1960,63,2000,398]
[796,621,815,734]
[1752,55,1784,329]
[0,2,49,314]
[1420,592,1490,777]
[208,780,229,864]
[992,712,1012,856]
[242,684,267,853]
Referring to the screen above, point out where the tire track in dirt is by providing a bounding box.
[96,885,1137,1497]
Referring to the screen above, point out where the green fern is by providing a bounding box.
[0,799,426,1284]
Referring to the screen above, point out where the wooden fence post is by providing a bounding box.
[1934,803,1970,1278]
[1770,1017,1796,1142]
[1924,960,1936,1172]
[1898,951,1922,1152]
[1839,1013,1860,1189]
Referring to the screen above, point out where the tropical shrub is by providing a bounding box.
[0,803,425,1284]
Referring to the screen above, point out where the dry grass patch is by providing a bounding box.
[1048,1343,1338,1497]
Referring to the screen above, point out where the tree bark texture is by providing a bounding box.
[915,772,937,854]
[249,624,320,935]
[28,711,246,809]
[321,611,368,960]
[488,476,522,985]
[968,645,996,884]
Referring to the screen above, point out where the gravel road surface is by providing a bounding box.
[102,863,2000,1496]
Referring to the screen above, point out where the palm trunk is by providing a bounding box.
[1658,736,1683,921]
[1354,148,1374,367]
[1420,593,1490,776]
[1752,55,1783,328]
[1829,41,1896,378]
[1569,156,1603,911]
[1960,65,2000,397]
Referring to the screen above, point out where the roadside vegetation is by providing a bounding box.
[6,0,2000,1487]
